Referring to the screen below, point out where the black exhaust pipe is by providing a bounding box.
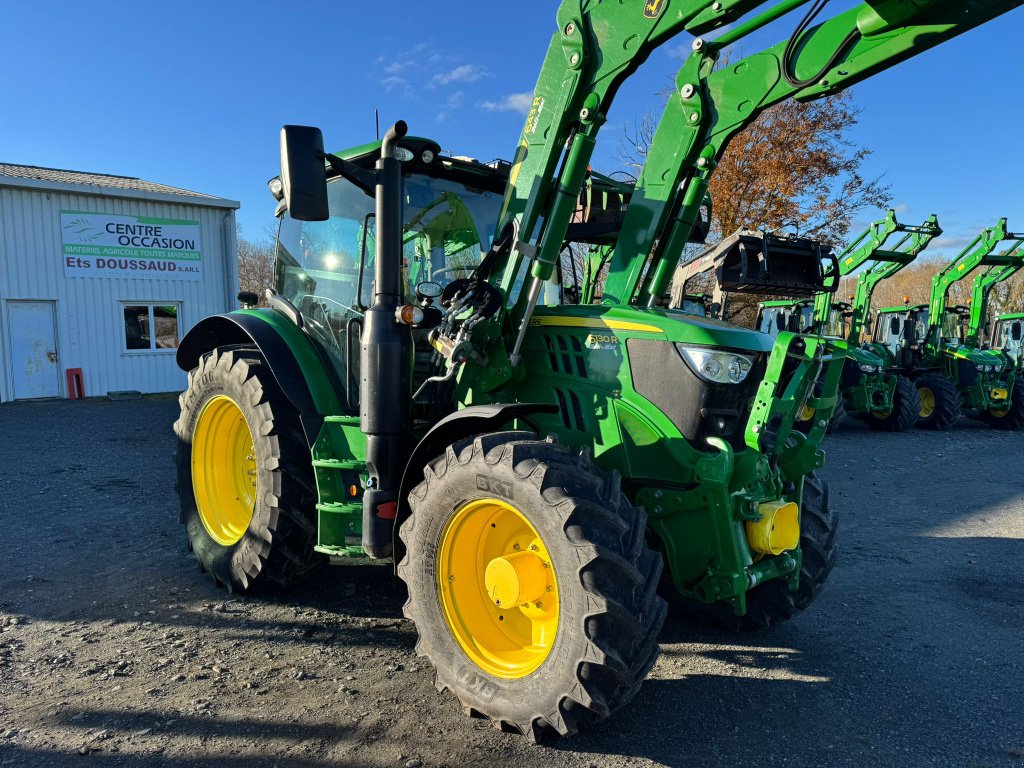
[361,120,412,559]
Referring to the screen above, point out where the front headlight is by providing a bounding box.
[676,344,754,384]
[858,363,879,374]
[976,363,986,372]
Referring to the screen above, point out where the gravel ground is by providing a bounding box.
[0,397,1022,768]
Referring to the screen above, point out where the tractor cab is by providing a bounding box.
[991,313,1024,365]
[677,293,708,317]
[756,300,845,338]
[872,304,928,367]
[272,139,508,411]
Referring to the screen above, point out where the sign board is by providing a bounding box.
[60,211,202,280]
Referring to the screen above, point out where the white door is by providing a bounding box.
[8,301,59,399]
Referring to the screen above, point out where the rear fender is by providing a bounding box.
[176,310,344,444]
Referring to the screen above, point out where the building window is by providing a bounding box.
[122,304,180,352]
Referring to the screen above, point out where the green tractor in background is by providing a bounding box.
[870,219,1024,429]
[170,0,1022,741]
[756,210,941,431]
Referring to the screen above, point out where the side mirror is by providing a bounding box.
[890,316,901,335]
[237,291,259,309]
[1013,323,1023,342]
[280,125,329,221]
[775,313,786,331]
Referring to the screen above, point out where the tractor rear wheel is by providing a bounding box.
[914,373,962,430]
[174,347,325,592]
[398,432,666,741]
[669,473,837,632]
[863,375,920,432]
[979,377,1024,430]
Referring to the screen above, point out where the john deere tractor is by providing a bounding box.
[756,210,942,431]
[871,219,1024,429]
[172,0,1022,740]
[959,234,1024,425]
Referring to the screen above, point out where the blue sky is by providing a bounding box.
[2,1,1022,260]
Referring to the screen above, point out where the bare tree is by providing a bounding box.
[237,236,276,304]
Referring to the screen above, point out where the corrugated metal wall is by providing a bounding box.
[0,185,238,401]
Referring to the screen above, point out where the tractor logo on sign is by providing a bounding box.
[644,0,665,19]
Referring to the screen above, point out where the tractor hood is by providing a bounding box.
[528,305,775,353]
[847,345,884,368]
[942,344,1005,367]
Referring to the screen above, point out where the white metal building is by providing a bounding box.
[0,164,240,402]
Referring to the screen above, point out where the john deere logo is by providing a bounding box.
[644,0,665,19]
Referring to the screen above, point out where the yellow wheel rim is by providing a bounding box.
[797,404,815,422]
[191,395,258,547]
[918,387,935,419]
[436,497,559,680]
[871,409,891,420]
[989,408,1009,418]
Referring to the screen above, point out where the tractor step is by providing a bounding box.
[315,501,363,514]
[315,501,364,558]
[312,458,365,471]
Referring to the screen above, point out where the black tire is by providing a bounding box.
[174,347,326,592]
[914,373,962,430]
[669,473,837,632]
[397,432,666,742]
[863,375,920,432]
[979,377,1024,430]
[828,393,848,430]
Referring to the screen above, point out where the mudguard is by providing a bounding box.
[176,310,344,444]
[392,402,559,566]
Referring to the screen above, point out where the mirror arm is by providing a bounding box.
[323,153,377,196]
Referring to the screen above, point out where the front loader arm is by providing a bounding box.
[928,218,1014,329]
[847,213,941,343]
[492,0,770,364]
[601,0,1024,307]
[966,237,1024,345]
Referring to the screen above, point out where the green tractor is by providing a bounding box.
[171,0,1021,740]
[870,219,1024,429]
[755,210,942,431]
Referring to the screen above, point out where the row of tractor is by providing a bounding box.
[672,211,1024,432]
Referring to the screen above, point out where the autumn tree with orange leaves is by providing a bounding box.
[617,90,892,323]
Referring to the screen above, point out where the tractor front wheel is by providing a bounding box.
[914,373,962,430]
[979,377,1024,430]
[670,473,837,632]
[863,375,920,432]
[174,347,325,592]
[398,432,666,741]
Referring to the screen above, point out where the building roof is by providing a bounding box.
[0,162,238,209]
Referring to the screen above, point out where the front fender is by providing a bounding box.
[177,309,344,443]
[392,402,559,567]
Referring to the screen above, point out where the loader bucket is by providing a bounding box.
[714,231,836,298]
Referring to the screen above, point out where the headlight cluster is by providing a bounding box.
[975,363,1000,372]
[676,344,754,384]
[858,363,880,374]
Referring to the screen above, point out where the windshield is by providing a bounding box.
[822,307,845,338]
[275,171,504,401]
[941,309,965,343]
